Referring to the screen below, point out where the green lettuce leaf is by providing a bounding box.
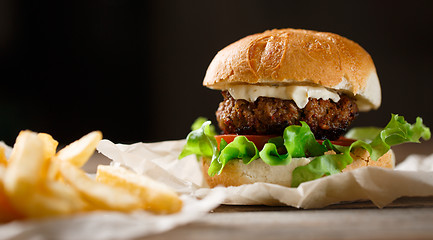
[178,120,218,159]
[207,121,329,176]
[208,136,259,176]
[291,114,431,187]
[368,115,430,160]
[259,122,327,166]
[260,142,290,165]
[180,114,430,188]
[180,119,260,176]
[283,122,328,157]
[345,127,382,142]
[291,140,372,187]
[191,117,217,136]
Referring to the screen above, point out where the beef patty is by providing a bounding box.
[216,91,359,140]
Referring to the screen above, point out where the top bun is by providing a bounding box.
[203,28,381,111]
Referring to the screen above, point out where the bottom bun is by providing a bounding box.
[202,149,395,188]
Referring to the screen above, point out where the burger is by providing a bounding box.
[179,28,430,188]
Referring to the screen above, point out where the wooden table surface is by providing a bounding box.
[144,198,433,240]
[87,141,433,240]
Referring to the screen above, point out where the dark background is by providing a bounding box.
[0,1,432,145]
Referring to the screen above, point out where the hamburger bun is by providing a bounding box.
[203,28,381,111]
[179,28,429,190]
[202,149,395,188]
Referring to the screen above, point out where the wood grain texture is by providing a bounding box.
[144,198,433,240]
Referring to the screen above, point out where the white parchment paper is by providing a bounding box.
[97,139,433,209]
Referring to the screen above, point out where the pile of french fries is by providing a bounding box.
[0,130,182,222]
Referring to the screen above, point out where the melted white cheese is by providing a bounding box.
[227,85,340,109]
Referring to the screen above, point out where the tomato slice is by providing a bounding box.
[316,137,356,146]
[214,135,356,150]
[214,134,278,150]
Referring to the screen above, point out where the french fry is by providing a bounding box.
[4,131,83,218]
[0,166,24,222]
[4,131,46,190]
[2,131,48,217]
[16,190,81,218]
[1,129,183,220]
[37,133,60,181]
[41,180,88,213]
[56,131,102,167]
[37,133,58,160]
[59,161,141,212]
[0,146,7,167]
[96,165,183,214]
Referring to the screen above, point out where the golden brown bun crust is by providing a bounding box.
[203,28,376,95]
[202,149,394,188]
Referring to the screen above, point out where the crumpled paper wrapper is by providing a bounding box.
[97,139,433,209]
[0,141,224,240]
